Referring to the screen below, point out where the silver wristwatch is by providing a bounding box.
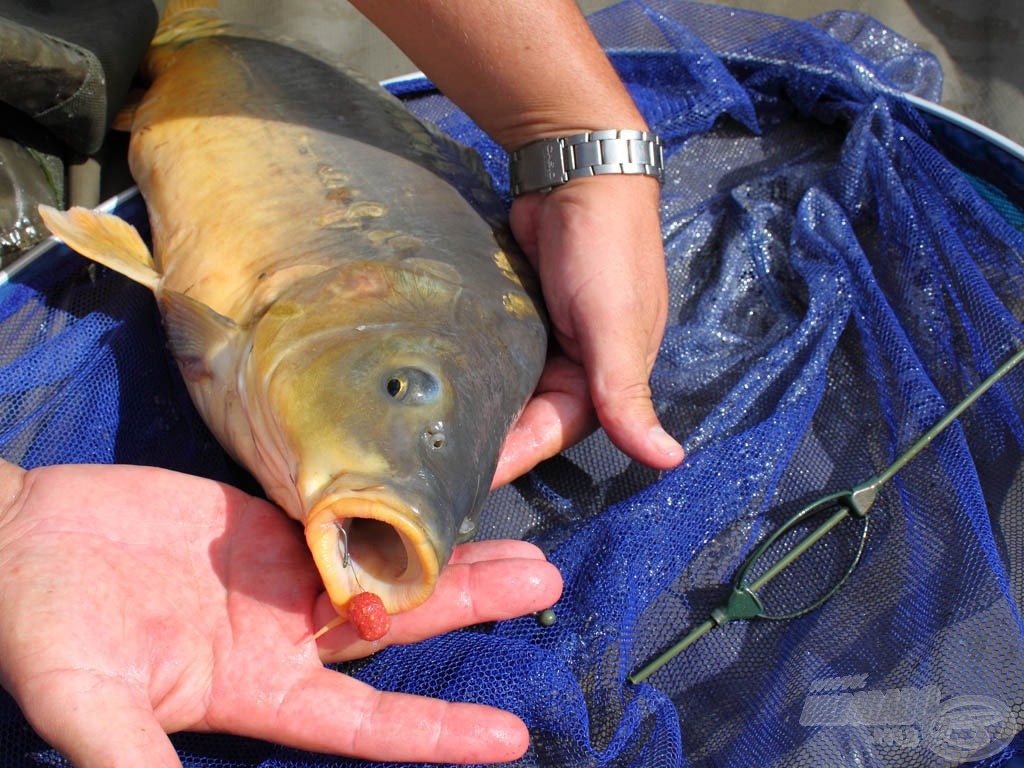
[508,129,664,196]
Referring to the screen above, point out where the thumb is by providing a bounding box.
[582,323,684,470]
[19,673,182,768]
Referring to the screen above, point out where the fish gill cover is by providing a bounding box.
[3,1,1024,767]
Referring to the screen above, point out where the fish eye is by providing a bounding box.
[383,367,440,405]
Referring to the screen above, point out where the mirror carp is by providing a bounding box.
[40,0,547,633]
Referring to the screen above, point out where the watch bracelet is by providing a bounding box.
[508,129,664,196]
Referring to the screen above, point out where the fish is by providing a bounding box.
[38,0,547,627]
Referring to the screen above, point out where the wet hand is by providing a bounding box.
[0,460,561,767]
[495,175,684,485]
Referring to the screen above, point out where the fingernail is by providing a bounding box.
[649,425,684,458]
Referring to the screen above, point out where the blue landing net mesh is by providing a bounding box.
[3,1,1024,766]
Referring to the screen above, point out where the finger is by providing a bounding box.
[18,673,182,768]
[448,539,549,565]
[493,392,593,487]
[242,665,530,764]
[508,192,543,267]
[492,356,597,488]
[316,553,562,660]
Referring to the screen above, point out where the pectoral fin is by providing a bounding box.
[159,290,240,381]
[37,205,160,291]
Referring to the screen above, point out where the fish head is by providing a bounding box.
[275,330,467,616]
[246,259,545,616]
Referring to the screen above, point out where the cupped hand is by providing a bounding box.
[494,175,684,485]
[0,460,561,767]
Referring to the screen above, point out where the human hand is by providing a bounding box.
[495,175,684,484]
[0,459,561,767]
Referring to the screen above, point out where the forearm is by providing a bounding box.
[347,0,647,150]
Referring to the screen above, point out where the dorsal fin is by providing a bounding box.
[163,0,218,13]
[147,0,230,77]
[153,0,227,46]
[37,205,161,291]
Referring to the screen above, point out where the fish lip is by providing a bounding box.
[305,484,442,617]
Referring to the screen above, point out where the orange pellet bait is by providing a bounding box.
[348,591,391,641]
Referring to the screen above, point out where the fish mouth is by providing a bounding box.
[305,485,442,618]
